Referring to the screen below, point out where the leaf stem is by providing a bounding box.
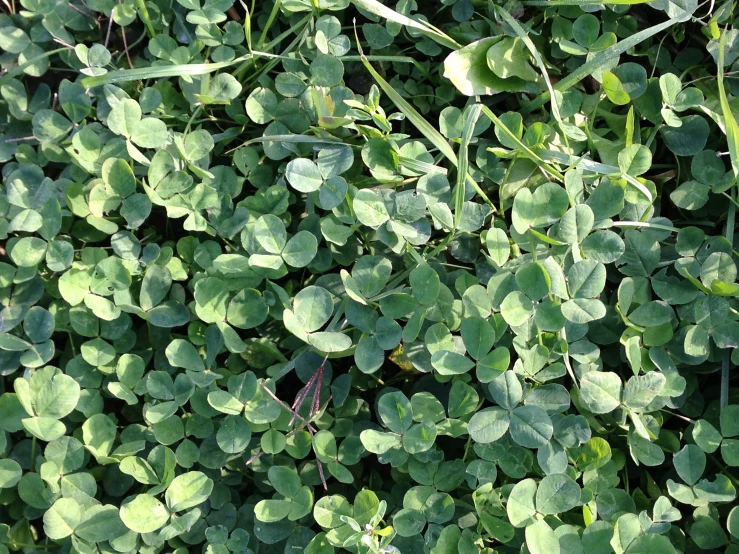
[30,436,37,472]
[184,105,203,135]
[708,453,739,487]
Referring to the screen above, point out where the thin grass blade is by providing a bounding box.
[356,48,495,211]
[81,57,251,88]
[524,0,653,5]
[718,28,737,410]
[479,106,564,181]
[351,0,461,50]
[523,10,694,113]
[454,104,482,230]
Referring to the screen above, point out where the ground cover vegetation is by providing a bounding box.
[1,0,739,552]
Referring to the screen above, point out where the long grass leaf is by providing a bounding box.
[718,29,737,411]
[538,149,653,202]
[495,6,573,157]
[495,6,559,121]
[524,0,652,5]
[479,106,564,181]
[351,0,461,50]
[256,0,283,48]
[340,55,432,80]
[227,134,348,154]
[81,57,251,88]
[0,48,66,86]
[356,47,496,211]
[718,31,739,180]
[523,10,693,113]
[454,104,482,230]
[399,157,447,175]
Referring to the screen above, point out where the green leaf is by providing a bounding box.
[431,351,475,375]
[378,391,413,434]
[511,183,569,234]
[75,505,128,543]
[140,266,172,312]
[393,508,426,537]
[507,478,537,527]
[567,260,606,299]
[486,227,511,265]
[660,115,710,156]
[43,498,82,539]
[561,298,606,323]
[0,459,22,489]
[526,520,560,554]
[509,405,553,448]
[673,444,705,486]
[227,289,268,329]
[618,145,652,176]
[501,291,535,327]
[360,429,401,454]
[313,495,352,528]
[536,474,580,514]
[165,339,205,372]
[444,38,526,96]
[460,316,495,360]
[165,471,214,512]
[32,110,72,143]
[10,237,47,267]
[487,38,538,81]
[282,231,318,268]
[580,372,622,414]
[559,205,594,245]
[410,264,441,306]
[353,189,390,227]
[31,371,80,419]
[286,159,323,193]
[120,494,170,533]
[467,407,510,444]
[255,214,288,254]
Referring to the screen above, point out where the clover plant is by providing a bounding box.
[1,0,739,553]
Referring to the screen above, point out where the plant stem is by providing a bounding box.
[30,436,37,472]
[708,453,739,487]
[184,105,203,135]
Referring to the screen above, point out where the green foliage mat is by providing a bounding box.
[2,0,739,552]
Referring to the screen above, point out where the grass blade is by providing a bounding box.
[718,30,739,179]
[523,10,694,113]
[479,105,564,181]
[523,0,653,5]
[454,104,482,230]
[399,156,447,175]
[351,0,461,50]
[495,5,576,156]
[0,48,66,86]
[355,40,495,212]
[538,149,653,202]
[340,55,432,80]
[718,28,737,411]
[81,57,251,88]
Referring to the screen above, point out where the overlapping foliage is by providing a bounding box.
[1,0,739,552]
